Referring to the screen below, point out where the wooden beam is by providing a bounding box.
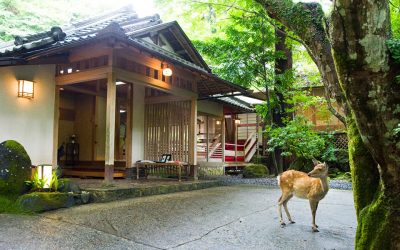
[222,117,226,163]
[114,67,197,98]
[28,54,69,65]
[52,86,60,168]
[145,95,190,104]
[69,43,112,62]
[62,85,106,97]
[55,66,111,86]
[105,72,116,182]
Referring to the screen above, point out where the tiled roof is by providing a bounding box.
[0,6,250,97]
[218,96,255,113]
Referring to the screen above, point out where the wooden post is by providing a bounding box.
[256,115,260,159]
[105,72,116,182]
[126,84,133,169]
[235,122,238,162]
[206,116,209,162]
[52,86,60,169]
[188,97,197,179]
[221,117,226,163]
[131,84,145,164]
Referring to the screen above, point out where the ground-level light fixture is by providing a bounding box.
[161,63,173,77]
[18,80,34,99]
[37,164,53,188]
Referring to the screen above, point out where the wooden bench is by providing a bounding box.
[133,162,189,181]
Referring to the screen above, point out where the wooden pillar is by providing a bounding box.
[256,114,260,158]
[189,97,197,179]
[221,117,226,163]
[131,84,145,164]
[52,86,60,169]
[105,73,116,182]
[125,84,133,169]
[206,116,209,162]
[235,122,238,162]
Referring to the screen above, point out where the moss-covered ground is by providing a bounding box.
[0,195,29,214]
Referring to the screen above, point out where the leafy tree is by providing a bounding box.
[0,0,115,42]
[266,116,327,159]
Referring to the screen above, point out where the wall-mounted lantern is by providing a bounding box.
[234,119,241,125]
[216,120,221,125]
[161,63,173,76]
[18,80,34,99]
[37,164,53,188]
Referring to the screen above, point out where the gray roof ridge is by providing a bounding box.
[126,21,176,36]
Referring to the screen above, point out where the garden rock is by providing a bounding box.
[17,192,75,212]
[0,140,32,195]
[58,179,81,193]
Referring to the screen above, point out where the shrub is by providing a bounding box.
[289,157,314,173]
[243,164,269,178]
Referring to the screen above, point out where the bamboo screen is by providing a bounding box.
[144,101,191,162]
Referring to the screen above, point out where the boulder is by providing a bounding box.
[0,140,32,196]
[243,164,269,178]
[17,192,75,213]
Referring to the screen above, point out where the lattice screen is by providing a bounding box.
[144,101,191,162]
[332,133,348,149]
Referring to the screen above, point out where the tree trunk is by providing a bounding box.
[347,115,379,217]
[273,27,293,172]
[255,0,400,247]
[330,1,400,248]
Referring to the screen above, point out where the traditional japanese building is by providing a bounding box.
[0,6,258,180]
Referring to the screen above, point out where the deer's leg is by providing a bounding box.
[283,194,295,224]
[309,200,319,232]
[278,192,291,227]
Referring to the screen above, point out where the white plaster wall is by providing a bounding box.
[198,100,223,117]
[130,84,145,164]
[0,65,56,165]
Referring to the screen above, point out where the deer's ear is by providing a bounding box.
[324,162,328,169]
[312,159,319,166]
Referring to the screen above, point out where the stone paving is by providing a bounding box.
[0,185,356,250]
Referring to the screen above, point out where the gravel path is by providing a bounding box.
[202,175,353,190]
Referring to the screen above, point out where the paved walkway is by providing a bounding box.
[0,186,356,250]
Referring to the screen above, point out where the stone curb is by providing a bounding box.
[85,180,225,203]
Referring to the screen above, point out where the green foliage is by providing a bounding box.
[387,39,400,62]
[0,195,28,214]
[266,116,327,159]
[193,10,277,90]
[25,170,59,192]
[243,164,269,178]
[390,0,400,38]
[386,39,400,83]
[50,171,59,192]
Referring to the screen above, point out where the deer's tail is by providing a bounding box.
[277,175,281,187]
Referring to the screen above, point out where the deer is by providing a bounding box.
[277,160,329,232]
